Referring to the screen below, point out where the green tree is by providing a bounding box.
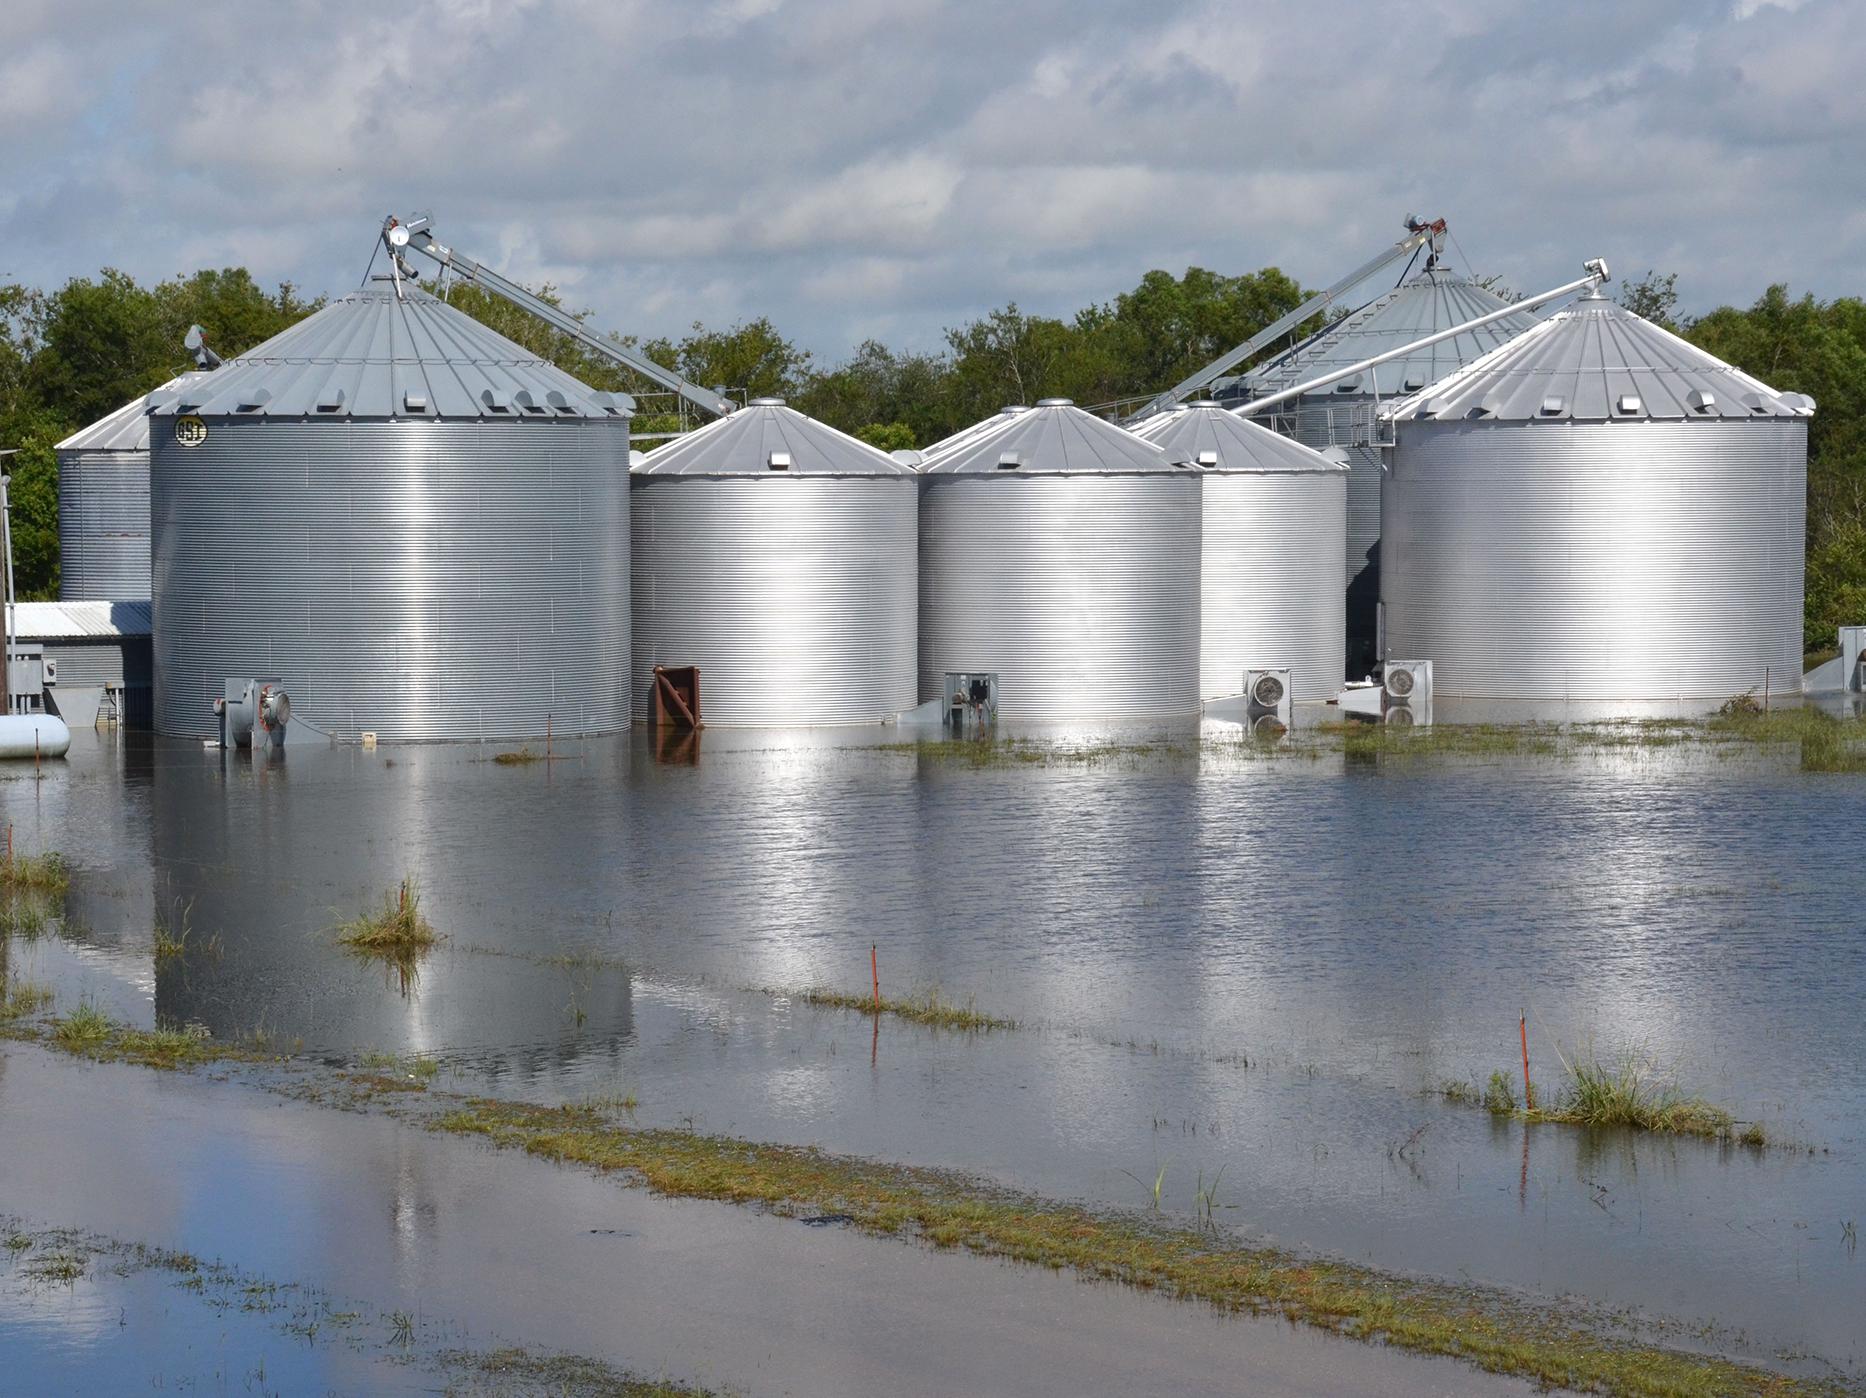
[1617,270,1680,330]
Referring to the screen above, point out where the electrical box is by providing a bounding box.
[1243,668,1292,734]
[943,672,998,735]
[1842,627,1866,694]
[1382,660,1433,726]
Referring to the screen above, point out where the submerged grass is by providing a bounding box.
[794,985,1016,1032]
[336,877,438,954]
[491,747,545,766]
[431,1096,1817,1397]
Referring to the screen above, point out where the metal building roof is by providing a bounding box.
[146,285,631,421]
[1129,402,1348,473]
[921,399,1186,475]
[56,376,209,453]
[634,398,914,476]
[1233,268,1538,400]
[1382,294,1816,422]
[12,599,152,640]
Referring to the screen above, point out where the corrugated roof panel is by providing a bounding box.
[1129,402,1348,473]
[1382,295,1810,422]
[921,399,1184,474]
[635,398,914,476]
[1239,268,1539,400]
[12,600,152,640]
[145,285,628,421]
[56,375,210,452]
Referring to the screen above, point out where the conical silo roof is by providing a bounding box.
[1130,402,1348,473]
[921,399,1186,474]
[145,284,630,421]
[921,404,1031,457]
[58,374,210,452]
[1237,267,1538,400]
[1382,293,1816,422]
[635,398,914,475]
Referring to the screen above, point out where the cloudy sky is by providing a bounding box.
[2,0,1857,360]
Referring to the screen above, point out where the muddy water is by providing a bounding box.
[3,722,1864,1379]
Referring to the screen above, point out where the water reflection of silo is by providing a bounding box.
[149,739,631,1064]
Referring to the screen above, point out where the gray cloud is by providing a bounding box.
[0,0,1857,358]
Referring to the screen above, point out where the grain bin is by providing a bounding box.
[55,376,206,601]
[1381,292,1811,700]
[1130,403,1346,700]
[919,398,1201,721]
[630,398,918,726]
[146,283,633,741]
[1225,267,1538,674]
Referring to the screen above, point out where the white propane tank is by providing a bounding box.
[0,713,71,759]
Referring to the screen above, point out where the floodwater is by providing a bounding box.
[3,715,1864,1383]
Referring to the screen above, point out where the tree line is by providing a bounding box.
[2,262,1860,648]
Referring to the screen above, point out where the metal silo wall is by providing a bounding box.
[150,419,630,740]
[918,474,1202,721]
[57,448,152,600]
[1201,472,1346,701]
[629,475,918,726]
[1383,419,1806,699]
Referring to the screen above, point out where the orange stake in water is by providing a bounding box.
[871,945,880,1014]
[1520,1010,1535,1111]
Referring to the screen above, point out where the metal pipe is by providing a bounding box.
[1123,220,1450,424]
[1231,260,1610,419]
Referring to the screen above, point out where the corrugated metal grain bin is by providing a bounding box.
[146,284,633,741]
[55,376,206,601]
[1130,403,1347,700]
[1381,292,1811,700]
[1224,268,1538,674]
[919,399,1202,721]
[630,398,918,726]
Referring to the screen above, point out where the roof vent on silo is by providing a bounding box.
[1034,398,1073,407]
[316,388,346,414]
[1195,449,1219,468]
[480,388,512,414]
[1686,389,1716,414]
[767,451,792,471]
[514,389,548,415]
[1539,395,1566,417]
[997,451,1021,470]
[1615,394,1643,416]
[403,392,429,414]
[235,389,272,414]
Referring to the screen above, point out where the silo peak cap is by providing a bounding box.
[635,397,915,475]
[1128,401,1347,474]
[922,399,1182,474]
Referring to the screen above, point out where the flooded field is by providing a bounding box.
[3,710,1864,1391]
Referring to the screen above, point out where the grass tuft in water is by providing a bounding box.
[795,985,1015,1032]
[52,1000,112,1051]
[1444,1051,1761,1144]
[337,878,438,954]
[491,747,545,766]
[0,980,54,1019]
[0,850,68,895]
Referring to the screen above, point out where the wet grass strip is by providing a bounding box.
[430,1096,1829,1397]
[791,986,1016,1032]
[335,876,438,954]
[0,850,69,895]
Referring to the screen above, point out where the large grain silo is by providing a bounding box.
[1381,292,1810,700]
[1223,266,1538,674]
[630,398,918,726]
[1130,403,1347,700]
[146,283,633,741]
[55,375,206,601]
[919,398,1201,721]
